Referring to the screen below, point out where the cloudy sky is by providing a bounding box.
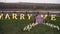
[0,0,60,4]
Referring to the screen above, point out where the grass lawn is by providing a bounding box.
[0,16,60,34]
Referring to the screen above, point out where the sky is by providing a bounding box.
[0,0,60,4]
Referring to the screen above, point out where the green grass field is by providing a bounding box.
[0,16,60,34]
